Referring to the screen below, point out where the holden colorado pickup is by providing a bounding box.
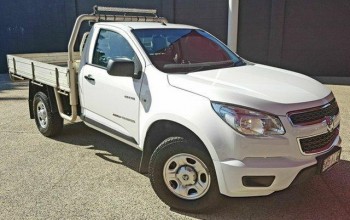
[7,6,341,212]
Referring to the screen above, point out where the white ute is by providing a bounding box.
[7,7,342,212]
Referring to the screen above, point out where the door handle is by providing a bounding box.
[84,74,95,81]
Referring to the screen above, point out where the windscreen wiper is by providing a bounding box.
[163,60,234,71]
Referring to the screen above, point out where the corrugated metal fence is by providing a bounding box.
[238,0,350,80]
[0,0,228,74]
[1,0,349,80]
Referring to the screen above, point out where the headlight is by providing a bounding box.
[212,102,285,136]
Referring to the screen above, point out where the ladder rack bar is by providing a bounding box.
[97,15,167,23]
[94,6,157,15]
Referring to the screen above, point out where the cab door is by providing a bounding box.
[80,28,143,144]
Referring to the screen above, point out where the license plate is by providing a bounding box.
[317,146,341,173]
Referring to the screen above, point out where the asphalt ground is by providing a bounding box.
[0,74,349,219]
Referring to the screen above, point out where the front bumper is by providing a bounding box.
[215,136,341,197]
[215,157,316,197]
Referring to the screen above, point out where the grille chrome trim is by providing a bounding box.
[287,99,339,126]
[297,126,339,155]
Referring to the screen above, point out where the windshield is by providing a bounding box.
[132,29,244,73]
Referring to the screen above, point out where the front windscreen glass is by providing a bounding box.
[132,29,244,73]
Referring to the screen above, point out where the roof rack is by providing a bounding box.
[92,5,167,23]
[93,6,157,16]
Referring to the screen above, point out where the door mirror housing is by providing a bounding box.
[107,58,141,79]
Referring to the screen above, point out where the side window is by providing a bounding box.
[92,29,136,68]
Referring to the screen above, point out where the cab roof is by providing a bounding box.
[95,22,198,31]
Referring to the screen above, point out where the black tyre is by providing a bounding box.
[33,92,63,137]
[149,137,222,213]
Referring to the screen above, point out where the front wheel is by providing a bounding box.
[149,137,222,213]
[33,92,63,137]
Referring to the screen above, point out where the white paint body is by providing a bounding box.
[78,22,341,197]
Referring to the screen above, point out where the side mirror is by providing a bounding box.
[107,58,141,79]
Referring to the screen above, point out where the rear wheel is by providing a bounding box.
[149,137,222,213]
[33,92,63,137]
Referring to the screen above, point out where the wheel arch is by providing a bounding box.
[139,119,219,174]
[29,81,73,119]
[29,81,58,119]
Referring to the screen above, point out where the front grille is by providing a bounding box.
[288,99,339,126]
[299,127,339,154]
